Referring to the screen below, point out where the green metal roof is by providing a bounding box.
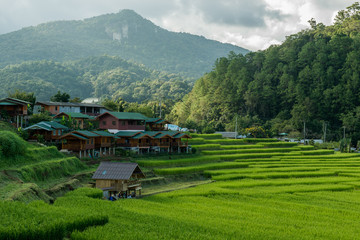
[24,121,68,131]
[115,131,142,137]
[92,131,116,137]
[132,133,152,139]
[143,131,163,137]
[70,133,89,140]
[153,133,173,139]
[42,121,68,129]
[0,102,17,106]
[106,112,147,120]
[145,118,160,123]
[74,130,99,137]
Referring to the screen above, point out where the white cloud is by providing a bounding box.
[0,0,357,50]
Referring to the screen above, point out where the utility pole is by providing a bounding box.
[323,121,327,143]
[234,115,238,139]
[159,100,162,119]
[303,121,306,145]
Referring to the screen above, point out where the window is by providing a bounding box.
[87,140,89,144]
[91,139,93,144]
[112,121,116,126]
[102,121,106,126]
[52,130,56,136]
[55,106,58,111]
[122,121,126,126]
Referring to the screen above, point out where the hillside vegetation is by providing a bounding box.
[0,56,192,101]
[169,3,360,141]
[0,130,91,203]
[3,133,360,239]
[0,10,248,78]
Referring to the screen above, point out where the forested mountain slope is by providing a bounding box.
[0,10,248,78]
[169,3,360,140]
[0,56,192,102]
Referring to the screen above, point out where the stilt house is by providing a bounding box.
[92,162,145,197]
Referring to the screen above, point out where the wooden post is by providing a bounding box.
[100,147,102,156]
[79,151,82,158]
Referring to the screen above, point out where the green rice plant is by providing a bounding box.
[279,153,360,160]
[242,138,279,143]
[0,197,108,240]
[212,171,336,181]
[154,162,248,175]
[184,138,205,144]
[190,133,223,139]
[64,187,103,199]
[300,150,334,155]
[137,155,221,167]
[298,145,315,150]
[191,144,221,150]
[220,144,264,149]
[202,148,301,155]
[204,139,247,145]
[260,142,298,148]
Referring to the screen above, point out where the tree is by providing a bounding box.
[50,91,70,102]
[8,90,36,105]
[69,97,82,103]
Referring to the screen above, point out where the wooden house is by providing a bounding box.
[145,118,170,131]
[96,112,147,132]
[33,101,108,116]
[24,121,69,141]
[92,131,118,156]
[115,131,153,153]
[0,98,30,128]
[92,162,145,197]
[59,130,98,158]
[53,112,93,129]
[166,131,191,153]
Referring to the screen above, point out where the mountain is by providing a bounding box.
[0,56,193,101]
[168,3,360,141]
[0,10,249,78]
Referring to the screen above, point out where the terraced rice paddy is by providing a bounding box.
[3,137,360,239]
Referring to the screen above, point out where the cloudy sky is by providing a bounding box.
[0,0,356,51]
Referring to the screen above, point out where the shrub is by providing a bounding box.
[0,131,27,157]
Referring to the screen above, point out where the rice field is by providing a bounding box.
[3,137,360,239]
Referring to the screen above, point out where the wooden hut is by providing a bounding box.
[92,162,145,198]
[59,130,98,158]
[24,121,69,142]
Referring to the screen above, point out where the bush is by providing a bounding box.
[190,133,222,139]
[0,131,27,158]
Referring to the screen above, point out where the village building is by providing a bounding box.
[0,98,30,128]
[96,112,147,133]
[53,112,94,129]
[59,130,98,158]
[33,101,108,116]
[92,130,118,156]
[145,118,170,131]
[92,162,145,198]
[24,121,69,142]
[115,130,191,153]
[60,130,117,158]
[115,131,154,153]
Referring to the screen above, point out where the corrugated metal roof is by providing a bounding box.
[104,112,148,120]
[59,132,89,140]
[115,131,142,137]
[74,130,99,137]
[143,131,163,137]
[92,162,144,180]
[24,121,68,131]
[92,130,116,137]
[1,98,31,105]
[132,133,153,139]
[0,102,17,106]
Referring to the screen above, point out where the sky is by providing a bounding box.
[0,0,356,51]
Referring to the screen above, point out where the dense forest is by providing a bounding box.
[0,10,248,78]
[0,56,192,102]
[169,3,360,142]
